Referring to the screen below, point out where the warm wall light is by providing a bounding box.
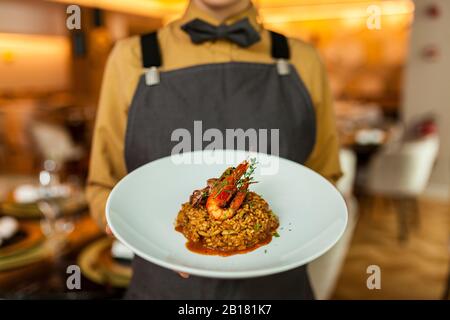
[0,33,69,54]
[48,0,187,18]
[0,33,71,91]
[48,0,414,23]
[259,1,414,24]
[1,51,15,64]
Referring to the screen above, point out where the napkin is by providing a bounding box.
[111,240,134,260]
[0,216,19,247]
[13,184,71,203]
[355,128,386,145]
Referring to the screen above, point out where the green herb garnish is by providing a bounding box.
[237,158,258,189]
[254,223,261,231]
[273,231,280,238]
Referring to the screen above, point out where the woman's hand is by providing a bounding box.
[177,272,190,279]
[105,224,114,237]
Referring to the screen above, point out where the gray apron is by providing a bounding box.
[124,31,316,299]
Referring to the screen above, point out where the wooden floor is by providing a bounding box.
[332,197,450,300]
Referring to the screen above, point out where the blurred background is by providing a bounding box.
[0,0,448,299]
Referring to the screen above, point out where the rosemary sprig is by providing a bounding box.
[237,158,258,189]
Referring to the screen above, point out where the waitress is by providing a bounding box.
[87,0,341,299]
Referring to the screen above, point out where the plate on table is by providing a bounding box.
[0,242,50,272]
[0,223,45,258]
[78,238,132,288]
[0,191,86,219]
[106,150,347,279]
[0,223,49,272]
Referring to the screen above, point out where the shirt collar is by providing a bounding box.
[179,1,262,32]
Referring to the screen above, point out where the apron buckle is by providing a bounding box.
[145,67,160,86]
[276,59,290,76]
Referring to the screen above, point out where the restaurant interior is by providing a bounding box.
[0,0,449,299]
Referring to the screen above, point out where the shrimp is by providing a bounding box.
[206,161,250,220]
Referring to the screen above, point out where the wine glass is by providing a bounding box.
[38,159,74,257]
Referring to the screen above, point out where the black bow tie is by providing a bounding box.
[181,17,261,48]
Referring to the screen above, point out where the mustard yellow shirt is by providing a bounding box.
[86,3,342,229]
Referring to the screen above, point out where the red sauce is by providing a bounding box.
[175,226,274,256]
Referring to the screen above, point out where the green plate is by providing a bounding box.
[0,242,50,272]
[0,223,45,259]
[78,237,132,288]
[0,193,86,219]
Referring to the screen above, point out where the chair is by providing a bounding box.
[308,149,359,299]
[29,121,84,165]
[365,134,439,241]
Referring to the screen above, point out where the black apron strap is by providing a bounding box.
[270,31,290,60]
[140,31,162,68]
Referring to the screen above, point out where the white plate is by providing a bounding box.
[106,150,347,279]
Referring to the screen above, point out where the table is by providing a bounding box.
[0,212,125,299]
